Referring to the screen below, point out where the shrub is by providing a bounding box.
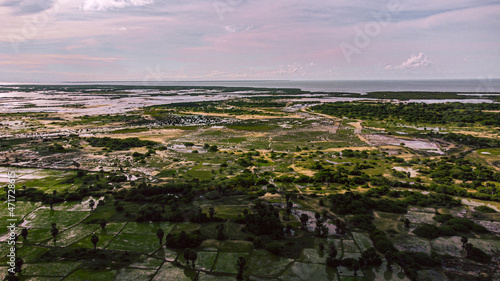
[413,224,440,239]
[475,205,497,213]
[265,242,283,255]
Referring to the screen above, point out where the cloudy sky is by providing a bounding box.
[0,0,499,82]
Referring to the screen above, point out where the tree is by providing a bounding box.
[91,234,99,251]
[51,226,59,243]
[216,224,226,240]
[209,207,216,220]
[404,218,410,228]
[386,253,394,271]
[285,207,291,221]
[328,243,337,259]
[461,236,468,248]
[236,256,246,280]
[72,161,81,170]
[319,242,325,252]
[156,229,165,245]
[183,249,198,267]
[189,250,198,268]
[21,228,28,240]
[89,199,95,211]
[464,243,473,258]
[352,259,360,276]
[183,249,191,266]
[335,219,346,235]
[47,196,54,211]
[315,218,328,237]
[300,213,309,230]
[14,257,23,274]
[99,219,107,230]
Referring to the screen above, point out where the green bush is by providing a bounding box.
[475,205,497,213]
[413,223,440,239]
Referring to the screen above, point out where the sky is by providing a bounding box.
[0,0,499,82]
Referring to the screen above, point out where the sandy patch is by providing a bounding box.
[98,129,184,142]
[365,134,444,154]
[393,166,419,177]
[289,164,316,177]
[455,130,499,139]
[324,146,376,152]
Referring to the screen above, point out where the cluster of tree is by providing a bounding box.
[117,181,195,203]
[312,102,500,125]
[393,251,442,280]
[165,230,205,249]
[327,246,382,276]
[429,132,500,148]
[238,201,283,236]
[329,192,409,215]
[227,100,287,108]
[420,157,500,184]
[360,91,500,100]
[413,214,489,239]
[132,149,155,161]
[463,242,491,263]
[36,143,68,155]
[86,137,157,151]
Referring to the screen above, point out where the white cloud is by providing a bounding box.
[386,53,432,69]
[83,0,154,11]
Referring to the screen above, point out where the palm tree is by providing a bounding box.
[89,199,95,211]
[464,243,473,258]
[403,218,410,228]
[51,226,59,244]
[216,224,225,240]
[21,228,28,240]
[183,249,192,266]
[156,229,165,245]
[328,243,337,259]
[91,234,99,251]
[352,260,360,276]
[189,250,198,268]
[461,236,468,248]
[385,253,394,271]
[209,207,216,220]
[47,196,54,211]
[285,207,291,221]
[14,257,23,274]
[300,213,309,230]
[236,256,246,280]
[100,219,107,230]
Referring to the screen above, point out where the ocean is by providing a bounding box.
[64,79,500,94]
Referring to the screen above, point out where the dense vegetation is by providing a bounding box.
[86,137,158,151]
[312,102,500,125]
